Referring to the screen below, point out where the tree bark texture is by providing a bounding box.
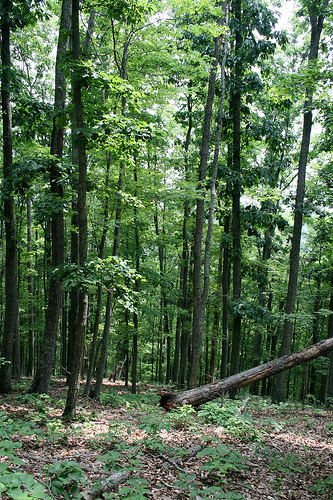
[229,0,242,380]
[160,337,333,410]
[189,21,225,389]
[29,0,70,395]
[273,0,328,402]
[63,0,89,418]
[0,0,19,393]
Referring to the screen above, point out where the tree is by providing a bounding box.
[0,0,19,393]
[160,337,333,409]
[189,8,225,389]
[63,0,89,418]
[28,0,71,395]
[273,0,329,402]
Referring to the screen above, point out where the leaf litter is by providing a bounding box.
[1,379,333,499]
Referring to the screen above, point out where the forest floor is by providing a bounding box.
[1,378,333,500]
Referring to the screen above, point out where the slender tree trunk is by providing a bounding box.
[273,1,328,402]
[63,0,89,418]
[189,10,226,389]
[91,35,130,400]
[131,163,140,394]
[229,0,242,382]
[84,153,111,396]
[325,282,333,401]
[27,197,35,376]
[0,0,19,393]
[309,277,321,395]
[251,228,271,394]
[92,160,125,400]
[29,0,70,394]
[176,92,192,387]
[220,213,230,379]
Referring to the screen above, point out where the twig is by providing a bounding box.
[19,453,100,473]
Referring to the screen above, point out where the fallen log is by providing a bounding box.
[160,337,333,410]
[82,470,129,500]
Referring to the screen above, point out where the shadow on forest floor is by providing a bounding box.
[1,377,333,499]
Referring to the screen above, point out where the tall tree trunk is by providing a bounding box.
[29,0,70,394]
[84,153,111,397]
[63,0,89,418]
[91,34,130,400]
[67,9,95,381]
[250,228,271,394]
[220,212,230,379]
[131,163,140,394]
[26,197,35,376]
[325,282,333,401]
[189,11,226,389]
[0,0,19,393]
[91,162,125,400]
[229,0,242,382]
[273,1,328,402]
[176,92,192,387]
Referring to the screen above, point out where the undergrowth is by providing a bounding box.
[1,383,333,499]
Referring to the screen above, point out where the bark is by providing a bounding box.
[250,228,271,394]
[91,162,125,400]
[63,0,89,418]
[131,162,140,394]
[189,10,226,389]
[0,0,19,393]
[160,337,333,410]
[26,198,35,376]
[220,212,230,379]
[273,0,328,402]
[175,91,192,387]
[229,0,242,381]
[83,153,111,397]
[91,34,130,400]
[29,0,70,394]
[67,9,95,381]
[326,283,333,401]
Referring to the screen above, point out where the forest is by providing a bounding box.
[1,0,333,420]
[3,0,333,499]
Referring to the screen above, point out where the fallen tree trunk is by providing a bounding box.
[160,337,333,410]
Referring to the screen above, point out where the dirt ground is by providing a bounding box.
[1,379,333,499]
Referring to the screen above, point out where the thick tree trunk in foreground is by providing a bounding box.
[0,0,19,393]
[29,0,70,395]
[160,337,333,410]
[63,0,88,418]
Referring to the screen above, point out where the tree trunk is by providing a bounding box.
[67,9,95,382]
[29,0,70,394]
[220,212,230,379]
[160,337,333,410]
[250,228,271,395]
[229,0,242,383]
[63,0,89,418]
[0,0,19,394]
[176,92,192,387]
[189,11,226,389]
[84,153,111,397]
[325,283,333,401]
[273,0,328,402]
[131,162,140,394]
[26,197,35,377]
